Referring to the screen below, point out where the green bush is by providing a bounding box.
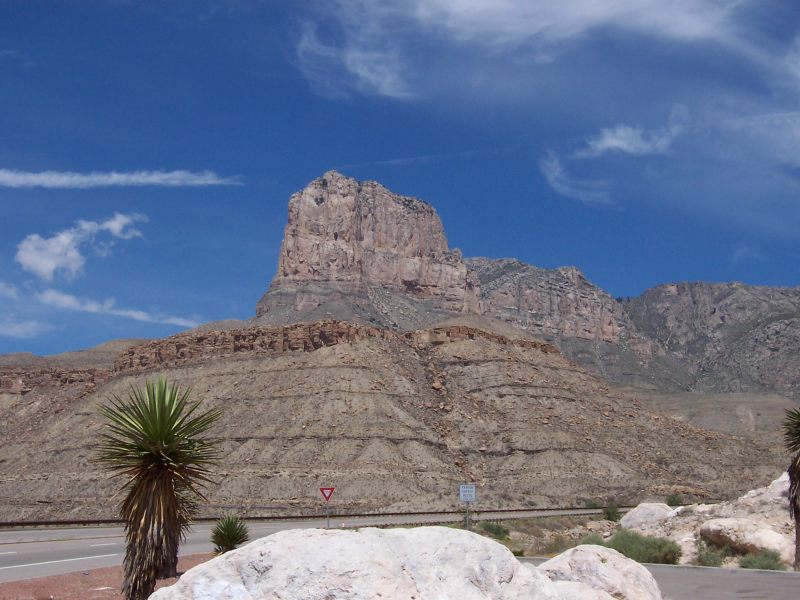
[479,521,510,540]
[666,493,684,507]
[511,549,525,557]
[739,550,786,571]
[211,514,250,554]
[603,529,681,564]
[693,539,727,567]
[580,533,605,546]
[602,502,621,522]
[584,500,601,509]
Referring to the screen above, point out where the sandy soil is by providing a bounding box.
[0,554,213,600]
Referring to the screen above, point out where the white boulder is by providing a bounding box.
[699,517,794,564]
[150,526,566,600]
[539,545,662,600]
[620,503,674,530]
[549,580,616,599]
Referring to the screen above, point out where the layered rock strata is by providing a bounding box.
[0,320,781,521]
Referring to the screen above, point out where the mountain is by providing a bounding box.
[0,170,793,521]
[0,321,780,521]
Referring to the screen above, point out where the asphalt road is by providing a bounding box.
[522,558,800,600]
[2,513,799,599]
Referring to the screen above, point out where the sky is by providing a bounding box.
[2,0,800,355]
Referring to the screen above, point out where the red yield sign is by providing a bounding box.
[319,487,335,502]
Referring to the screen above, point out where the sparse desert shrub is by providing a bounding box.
[603,529,681,564]
[666,493,684,507]
[602,502,621,522]
[211,514,250,554]
[580,533,605,546]
[479,521,510,540]
[542,534,576,555]
[693,539,727,567]
[512,549,525,557]
[739,550,786,571]
[584,500,601,509]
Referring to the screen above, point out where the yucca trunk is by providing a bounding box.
[789,453,800,571]
[121,472,184,600]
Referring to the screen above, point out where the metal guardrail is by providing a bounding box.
[0,506,632,529]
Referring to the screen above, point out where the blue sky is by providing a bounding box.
[2,0,800,354]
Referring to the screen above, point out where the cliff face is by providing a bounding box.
[255,171,480,328]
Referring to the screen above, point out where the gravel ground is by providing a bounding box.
[0,554,213,600]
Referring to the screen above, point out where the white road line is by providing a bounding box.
[0,553,117,570]
[0,552,16,556]
[89,543,118,547]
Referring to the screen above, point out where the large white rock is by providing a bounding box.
[621,503,674,530]
[539,545,662,600]
[150,526,566,600]
[699,517,794,564]
[549,580,616,599]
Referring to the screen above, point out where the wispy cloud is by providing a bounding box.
[0,281,18,300]
[37,289,199,328]
[296,20,414,99]
[296,1,745,99]
[16,213,147,281]
[0,169,241,189]
[539,151,611,206]
[0,318,50,339]
[577,105,689,158]
[337,147,513,169]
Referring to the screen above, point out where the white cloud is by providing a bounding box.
[37,289,199,328]
[0,169,240,188]
[539,151,611,205]
[0,319,50,338]
[577,105,689,158]
[15,213,147,281]
[0,281,18,299]
[296,1,745,98]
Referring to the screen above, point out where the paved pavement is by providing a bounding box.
[2,514,799,599]
[522,558,800,600]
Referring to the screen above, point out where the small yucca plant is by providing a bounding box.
[211,514,250,554]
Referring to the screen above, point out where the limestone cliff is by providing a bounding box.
[255,171,480,329]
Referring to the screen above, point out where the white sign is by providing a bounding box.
[459,484,476,503]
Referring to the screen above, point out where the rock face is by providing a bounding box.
[624,473,795,567]
[0,319,781,521]
[150,527,660,600]
[539,545,662,600]
[256,171,480,329]
[623,282,800,397]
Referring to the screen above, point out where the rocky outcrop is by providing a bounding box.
[539,545,662,600]
[256,171,480,328]
[620,503,674,530]
[150,527,661,600]
[699,517,793,564]
[113,321,557,374]
[625,473,795,567]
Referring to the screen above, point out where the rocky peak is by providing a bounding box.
[256,171,480,322]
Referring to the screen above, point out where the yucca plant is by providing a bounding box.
[783,407,800,570]
[211,514,250,554]
[97,378,222,600]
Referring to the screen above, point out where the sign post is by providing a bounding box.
[459,484,476,530]
[319,487,335,529]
